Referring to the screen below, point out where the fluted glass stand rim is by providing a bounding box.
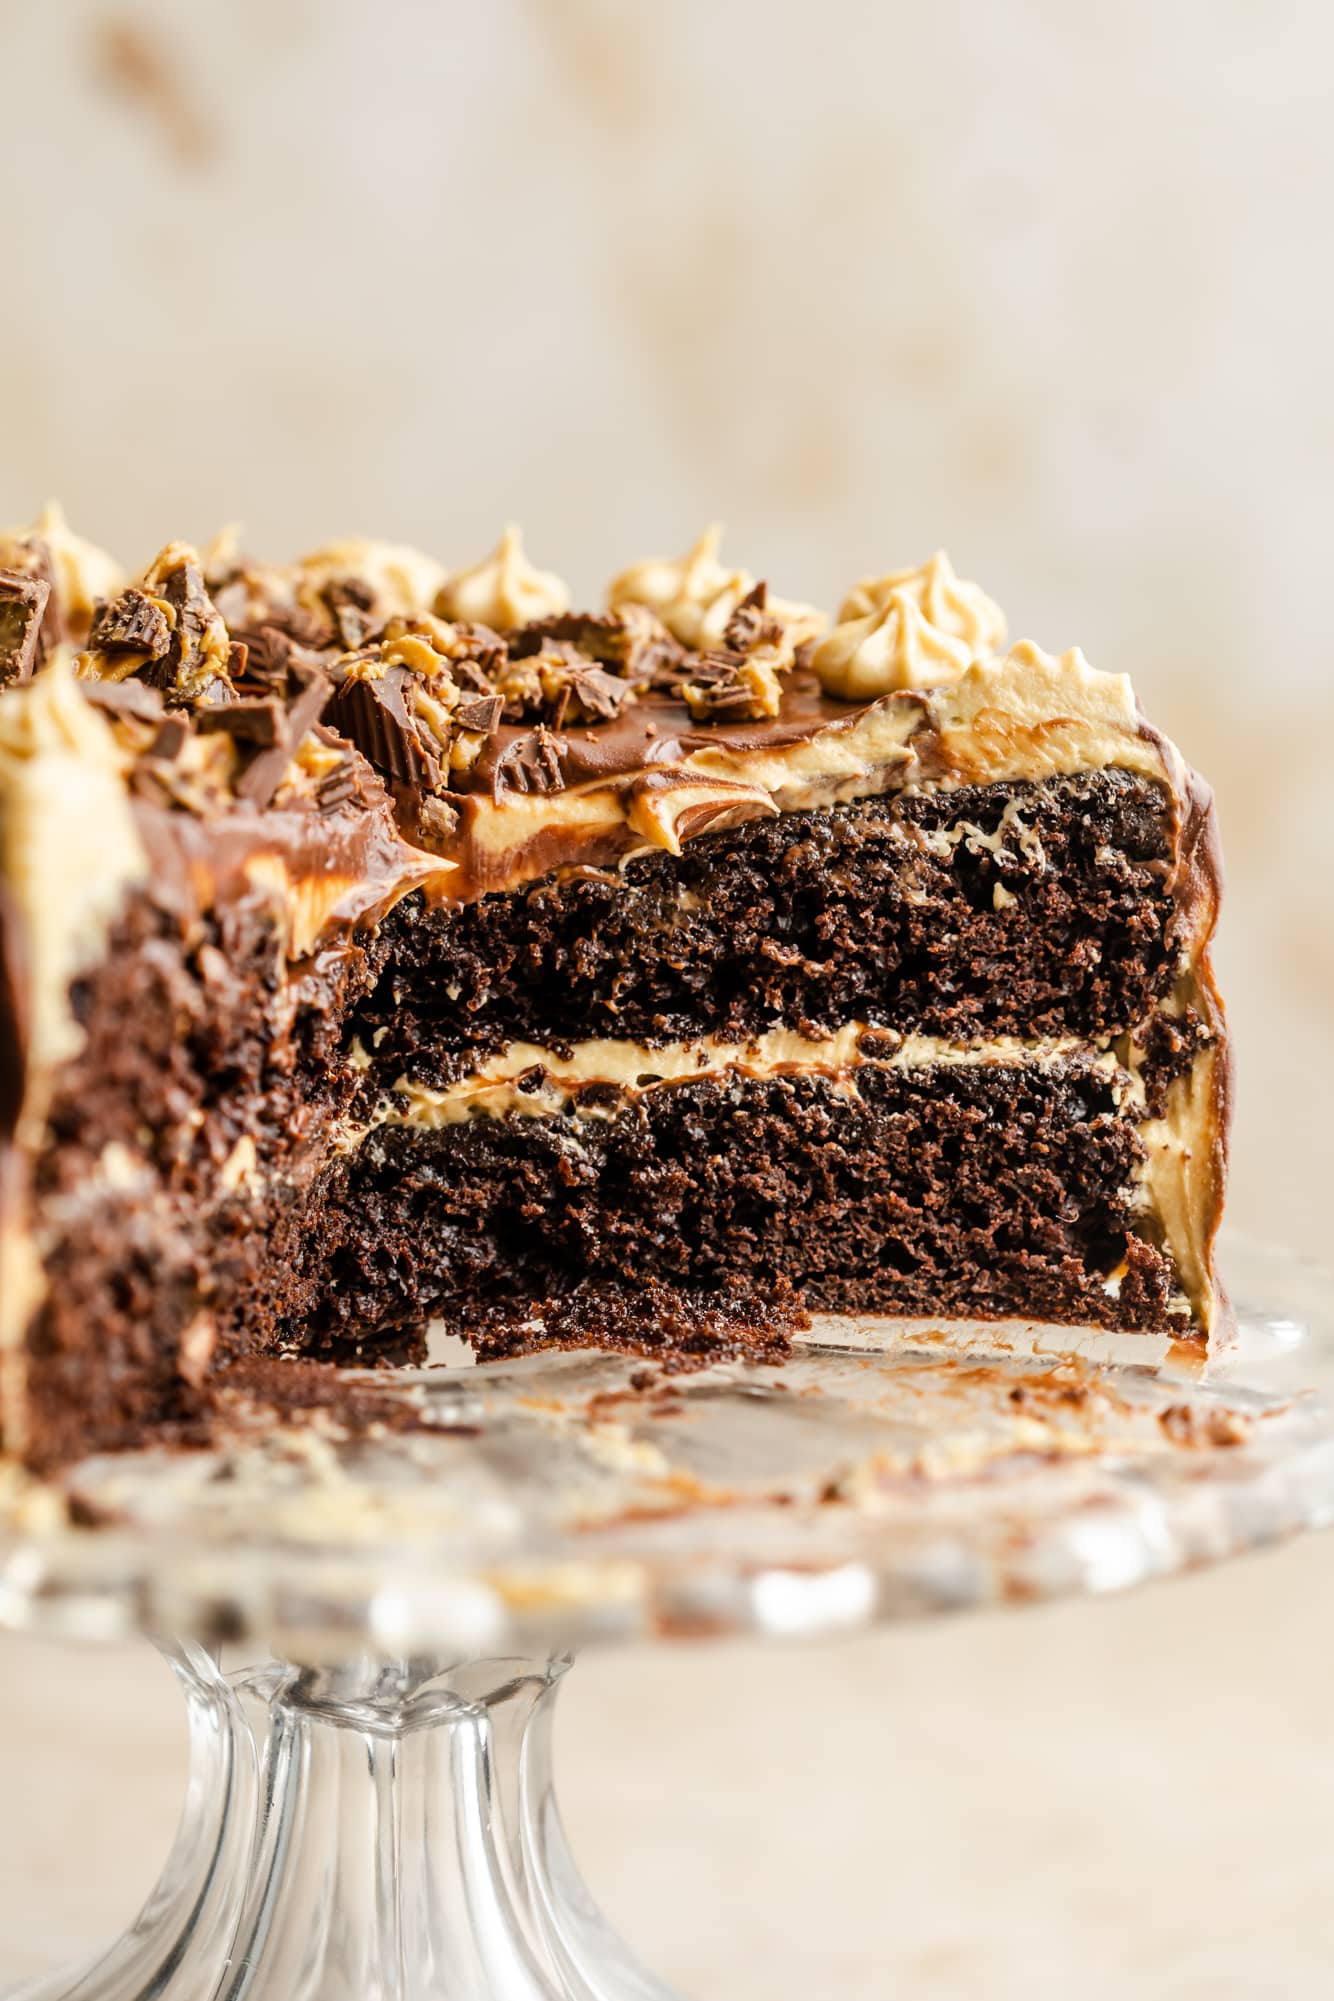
[3,1233,1333,1662]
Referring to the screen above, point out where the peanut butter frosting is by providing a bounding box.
[0,658,150,1445]
[368,1027,1124,1130]
[607,524,825,653]
[436,524,570,631]
[812,552,1008,701]
[1,502,123,642]
[296,537,450,621]
[839,550,1007,654]
[812,587,974,698]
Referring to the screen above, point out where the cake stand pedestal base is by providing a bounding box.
[12,1643,672,2001]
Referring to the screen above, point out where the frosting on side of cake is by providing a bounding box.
[0,660,149,1453]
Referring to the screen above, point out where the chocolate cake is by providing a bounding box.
[0,512,1229,1471]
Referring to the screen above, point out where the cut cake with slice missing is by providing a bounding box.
[0,516,1229,1471]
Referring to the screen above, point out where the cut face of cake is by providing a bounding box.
[0,518,1228,1470]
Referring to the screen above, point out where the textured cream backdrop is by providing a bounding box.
[1,3,1332,1994]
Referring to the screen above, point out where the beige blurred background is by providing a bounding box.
[2,1,1333,1993]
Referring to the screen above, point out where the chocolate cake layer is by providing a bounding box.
[17,885,386,1470]
[350,770,1185,1085]
[277,1057,1183,1364]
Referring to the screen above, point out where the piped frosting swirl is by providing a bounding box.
[607,525,825,653]
[839,551,1007,654]
[812,551,1008,701]
[436,525,570,632]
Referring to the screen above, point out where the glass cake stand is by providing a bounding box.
[2,1232,1333,2001]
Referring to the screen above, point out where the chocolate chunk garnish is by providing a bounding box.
[722,581,781,654]
[276,604,335,650]
[417,793,460,846]
[230,621,334,694]
[452,649,505,695]
[230,623,289,687]
[315,763,360,811]
[679,664,759,715]
[88,587,171,661]
[209,578,251,626]
[513,606,684,686]
[196,697,282,746]
[236,670,333,808]
[194,677,237,710]
[323,578,381,651]
[555,659,632,724]
[153,556,222,689]
[0,571,52,686]
[148,713,189,761]
[492,726,567,800]
[128,764,177,807]
[232,603,337,681]
[325,664,441,791]
[0,537,62,670]
[80,678,166,724]
[453,693,504,734]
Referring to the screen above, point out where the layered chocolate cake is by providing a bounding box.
[0,511,1228,1470]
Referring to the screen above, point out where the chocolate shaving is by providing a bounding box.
[0,570,52,687]
[491,726,567,800]
[88,586,171,662]
[325,663,441,792]
[196,697,282,746]
[235,670,332,808]
[453,693,504,734]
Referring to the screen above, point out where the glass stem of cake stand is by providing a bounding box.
[8,1643,681,2001]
